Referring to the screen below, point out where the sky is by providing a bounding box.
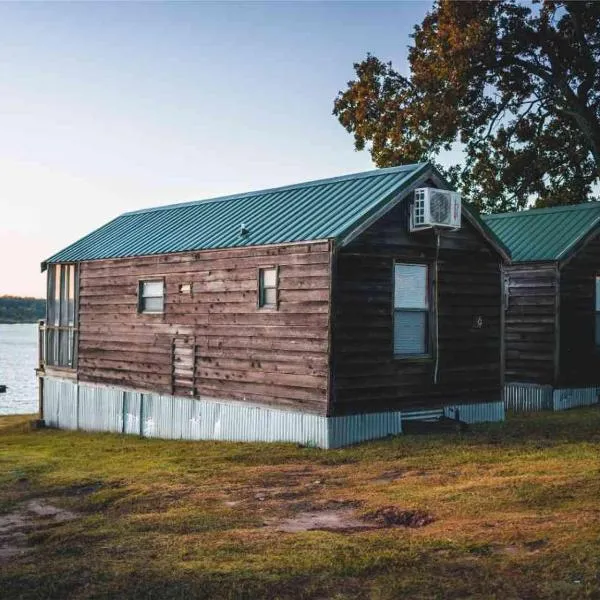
[0,1,434,297]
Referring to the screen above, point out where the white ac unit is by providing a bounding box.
[410,188,461,231]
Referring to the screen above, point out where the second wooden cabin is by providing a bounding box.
[38,162,509,447]
[484,203,600,411]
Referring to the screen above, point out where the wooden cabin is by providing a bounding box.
[483,203,600,411]
[38,163,509,448]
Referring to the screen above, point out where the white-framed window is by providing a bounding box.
[138,279,165,313]
[258,267,278,308]
[393,263,430,356]
[594,275,600,346]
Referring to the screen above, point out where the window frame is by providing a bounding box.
[138,278,166,315]
[392,260,434,360]
[45,263,79,370]
[257,266,279,310]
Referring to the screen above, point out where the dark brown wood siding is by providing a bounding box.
[559,229,600,387]
[77,241,332,415]
[330,201,502,416]
[503,264,559,386]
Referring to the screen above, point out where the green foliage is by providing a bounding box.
[0,296,45,324]
[333,1,600,212]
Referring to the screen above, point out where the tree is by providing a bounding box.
[333,1,600,212]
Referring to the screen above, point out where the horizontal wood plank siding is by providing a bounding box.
[77,241,331,415]
[503,264,558,385]
[559,229,600,387]
[331,199,502,416]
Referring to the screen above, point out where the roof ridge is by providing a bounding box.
[124,162,428,216]
[483,201,600,220]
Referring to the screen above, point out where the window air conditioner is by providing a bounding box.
[410,188,461,231]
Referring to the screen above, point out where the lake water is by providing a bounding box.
[0,324,38,415]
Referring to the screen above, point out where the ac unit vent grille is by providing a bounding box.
[430,191,451,223]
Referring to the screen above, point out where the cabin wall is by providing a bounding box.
[559,229,600,388]
[503,264,559,386]
[330,200,503,416]
[76,241,331,416]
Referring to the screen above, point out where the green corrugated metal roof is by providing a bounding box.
[483,202,600,263]
[44,162,507,265]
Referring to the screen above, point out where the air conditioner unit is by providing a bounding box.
[410,188,461,231]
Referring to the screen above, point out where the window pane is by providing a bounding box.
[60,265,69,326]
[394,264,428,309]
[47,265,55,325]
[262,268,277,288]
[58,329,69,365]
[143,297,164,312]
[394,310,427,355]
[142,281,164,297]
[263,287,277,306]
[46,328,56,366]
[54,265,61,326]
[596,276,600,311]
[68,265,76,326]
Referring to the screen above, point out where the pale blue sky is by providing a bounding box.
[0,1,435,296]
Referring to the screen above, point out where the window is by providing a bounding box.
[258,267,278,308]
[393,263,430,356]
[139,280,165,313]
[596,276,600,346]
[46,263,78,368]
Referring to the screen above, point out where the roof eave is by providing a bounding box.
[335,162,433,247]
[557,217,600,268]
[336,162,512,263]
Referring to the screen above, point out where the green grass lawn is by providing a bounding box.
[1,409,600,599]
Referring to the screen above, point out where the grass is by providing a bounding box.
[1,409,600,599]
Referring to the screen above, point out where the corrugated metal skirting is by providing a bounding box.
[553,387,600,411]
[40,377,401,448]
[504,383,553,412]
[43,378,78,430]
[504,383,599,412]
[443,401,505,424]
[402,402,505,424]
[328,412,402,449]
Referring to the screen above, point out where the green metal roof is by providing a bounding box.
[483,202,600,263]
[44,162,507,266]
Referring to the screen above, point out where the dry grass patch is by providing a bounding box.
[1,409,600,598]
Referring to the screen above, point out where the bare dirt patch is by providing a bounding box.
[362,506,435,528]
[0,500,78,561]
[275,508,378,533]
[272,504,435,533]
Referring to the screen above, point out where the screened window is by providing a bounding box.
[595,275,600,346]
[46,263,78,368]
[258,267,278,308]
[394,263,430,356]
[139,280,165,313]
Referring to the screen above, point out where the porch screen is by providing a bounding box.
[393,263,429,355]
[46,264,78,368]
[588,275,600,346]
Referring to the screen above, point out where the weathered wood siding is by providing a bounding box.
[330,200,502,416]
[503,264,559,386]
[77,241,331,415]
[559,229,600,387]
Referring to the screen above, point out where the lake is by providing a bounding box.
[0,324,38,415]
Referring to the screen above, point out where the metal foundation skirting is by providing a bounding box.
[504,383,600,412]
[41,377,403,449]
[402,401,505,424]
[41,377,505,447]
